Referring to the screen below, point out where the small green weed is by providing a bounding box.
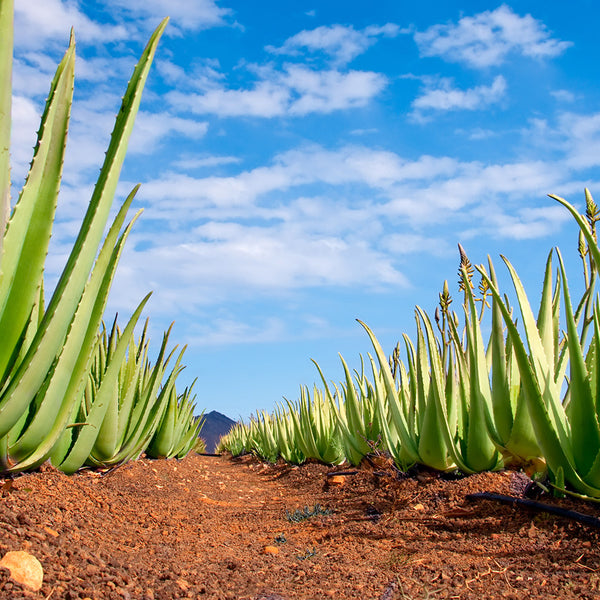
[296,547,317,560]
[284,503,332,523]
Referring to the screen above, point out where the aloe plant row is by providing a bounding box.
[219,190,600,499]
[0,1,202,474]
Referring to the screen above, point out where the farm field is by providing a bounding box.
[0,453,599,599]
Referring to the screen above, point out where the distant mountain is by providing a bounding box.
[199,411,236,453]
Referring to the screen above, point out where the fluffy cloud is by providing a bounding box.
[411,75,507,120]
[167,66,388,118]
[108,221,408,316]
[267,23,402,65]
[9,96,41,185]
[107,0,232,33]
[414,5,571,68]
[128,112,209,154]
[14,0,127,49]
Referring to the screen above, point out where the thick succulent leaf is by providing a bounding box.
[5,207,143,470]
[487,258,512,442]
[0,36,75,388]
[556,249,600,479]
[0,0,12,247]
[56,295,151,473]
[416,307,473,473]
[478,262,600,497]
[461,277,502,472]
[147,387,177,458]
[0,19,167,435]
[536,252,558,372]
[358,320,419,463]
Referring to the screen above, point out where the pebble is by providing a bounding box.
[328,475,346,486]
[262,546,279,555]
[0,550,44,591]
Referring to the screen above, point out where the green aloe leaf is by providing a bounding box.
[358,320,420,464]
[478,259,600,496]
[0,0,12,249]
[0,34,75,391]
[0,19,169,451]
[55,294,151,474]
[3,204,143,470]
[555,249,600,482]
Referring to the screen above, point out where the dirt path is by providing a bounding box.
[0,453,599,599]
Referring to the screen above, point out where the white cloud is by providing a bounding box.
[558,112,600,170]
[12,54,63,96]
[128,112,209,154]
[186,317,287,347]
[521,111,600,172]
[467,205,572,240]
[107,0,232,33]
[14,0,127,49]
[414,5,571,68]
[168,81,290,118]
[551,89,576,103]
[267,23,402,65]
[131,144,568,243]
[10,96,42,186]
[157,57,224,91]
[167,66,388,118]
[173,155,242,170]
[411,76,506,120]
[285,66,388,115]
[382,233,451,256]
[107,218,408,317]
[107,145,577,316]
[466,128,497,140]
[132,146,464,221]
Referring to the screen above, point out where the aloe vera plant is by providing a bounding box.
[472,190,600,497]
[314,355,382,466]
[147,381,204,460]
[0,0,172,473]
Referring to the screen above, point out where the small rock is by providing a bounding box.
[43,526,59,538]
[328,475,346,486]
[262,546,279,555]
[0,550,44,591]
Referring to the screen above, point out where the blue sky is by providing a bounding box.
[10,1,600,420]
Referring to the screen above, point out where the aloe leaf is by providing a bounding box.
[313,357,368,465]
[0,0,12,248]
[551,191,600,278]
[0,35,75,389]
[147,386,177,458]
[477,263,600,496]
[56,295,151,473]
[414,316,430,422]
[413,314,453,471]
[498,257,569,437]
[4,206,144,470]
[416,307,474,473]
[91,323,174,463]
[556,249,600,479]
[0,18,167,433]
[461,274,502,471]
[487,258,512,442]
[537,252,558,372]
[358,320,419,463]
[367,354,413,467]
[112,345,186,465]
